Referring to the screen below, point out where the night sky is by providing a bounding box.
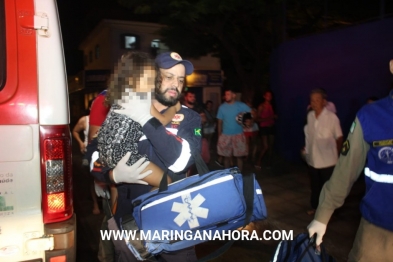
[57,0,155,75]
[57,0,393,76]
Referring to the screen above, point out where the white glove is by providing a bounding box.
[112,152,153,184]
[113,92,153,127]
[90,151,100,172]
[94,181,110,199]
[307,219,327,246]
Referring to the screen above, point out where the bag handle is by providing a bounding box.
[158,169,169,192]
[158,150,210,193]
[104,188,113,217]
[193,150,210,176]
[295,234,316,262]
[295,234,333,262]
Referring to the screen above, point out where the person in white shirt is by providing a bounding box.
[303,89,343,215]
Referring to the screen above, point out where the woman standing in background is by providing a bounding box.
[255,90,277,169]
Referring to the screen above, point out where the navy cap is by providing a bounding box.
[155,52,194,75]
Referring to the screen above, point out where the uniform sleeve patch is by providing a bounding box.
[341,140,350,156]
[350,121,356,133]
[194,128,201,136]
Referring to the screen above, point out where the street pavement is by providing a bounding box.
[72,144,364,262]
[196,156,364,262]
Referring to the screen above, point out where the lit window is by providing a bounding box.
[122,34,139,49]
[151,39,161,56]
[151,39,160,49]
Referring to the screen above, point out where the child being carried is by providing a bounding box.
[98,51,178,187]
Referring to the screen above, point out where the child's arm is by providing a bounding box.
[150,102,181,126]
[141,162,171,189]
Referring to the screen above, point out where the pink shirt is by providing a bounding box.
[259,104,275,127]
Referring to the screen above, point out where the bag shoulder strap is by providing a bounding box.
[193,150,210,175]
[158,150,209,193]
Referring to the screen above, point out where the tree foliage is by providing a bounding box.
[118,0,281,100]
[284,0,384,38]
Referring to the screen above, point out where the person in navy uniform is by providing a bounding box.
[90,52,201,261]
[308,60,393,261]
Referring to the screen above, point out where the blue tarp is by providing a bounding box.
[270,18,393,162]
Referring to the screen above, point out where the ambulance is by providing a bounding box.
[0,0,76,261]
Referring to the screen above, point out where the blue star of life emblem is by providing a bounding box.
[171,193,209,229]
[378,147,393,164]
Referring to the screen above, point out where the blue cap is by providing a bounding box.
[155,52,194,75]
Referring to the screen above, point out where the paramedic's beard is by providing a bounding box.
[155,87,180,107]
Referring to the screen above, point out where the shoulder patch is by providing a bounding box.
[377,147,393,164]
[194,128,201,136]
[350,121,356,133]
[341,140,350,156]
[172,114,184,122]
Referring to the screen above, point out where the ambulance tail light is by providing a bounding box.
[40,125,73,223]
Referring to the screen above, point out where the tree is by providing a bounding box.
[284,0,384,38]
[116,0,392,102]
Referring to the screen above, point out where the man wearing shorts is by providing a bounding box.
[217,89,251,171]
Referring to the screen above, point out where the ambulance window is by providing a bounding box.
[0,1,5,91]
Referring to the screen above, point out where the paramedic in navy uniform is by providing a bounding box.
[308,60,393,261]
[91,52,201,261]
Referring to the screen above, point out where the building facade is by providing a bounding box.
[69,19,222,123]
